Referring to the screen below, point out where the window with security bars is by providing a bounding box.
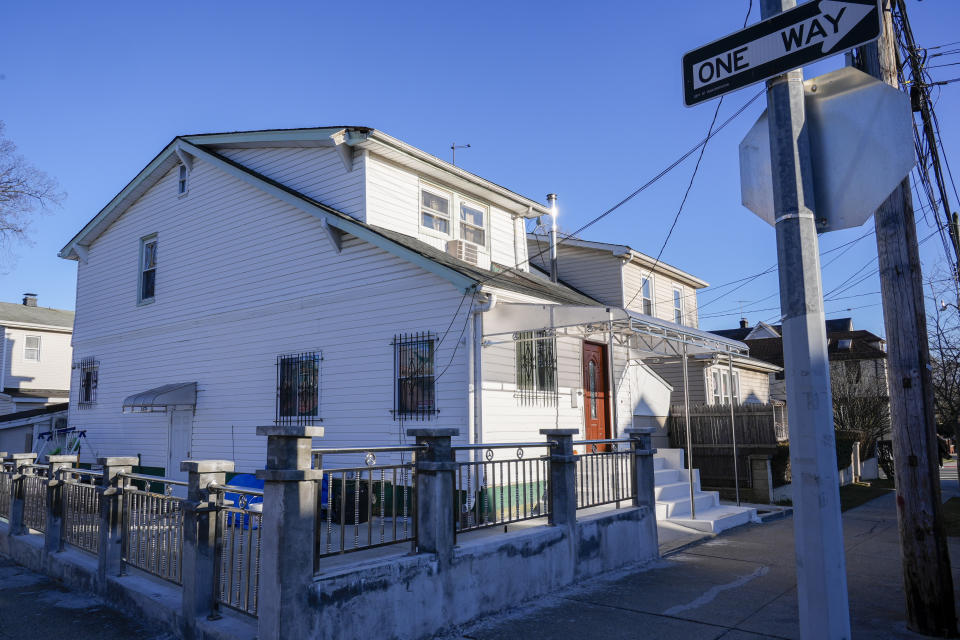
[515,330,558,405]
[276,351,321,425]
[76,357,99,409]
[394,333,436,420]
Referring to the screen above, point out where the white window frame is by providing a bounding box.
[640,273,655,316]
[178,164,189,196]
[419,183,453,238]
[138,234,158,305]
[24,335,41,362]
[458,197,488,248]
[673,287,684,324]
[709,367,740,405]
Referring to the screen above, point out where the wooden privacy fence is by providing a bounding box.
[668,403,781,489]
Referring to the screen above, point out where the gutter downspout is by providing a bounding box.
[472,292,498,444]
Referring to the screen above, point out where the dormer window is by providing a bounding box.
[421,187,450,234]
[459,200,486,246]
[178,164,188,195]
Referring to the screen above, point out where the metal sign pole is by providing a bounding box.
[760,1,850,637]
[727,355,741,506]
[681,343,695,520]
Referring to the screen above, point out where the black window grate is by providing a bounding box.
[393,332,437,421]
[515,330,558,406]
[276,351,321,426]
[75,357,99,409]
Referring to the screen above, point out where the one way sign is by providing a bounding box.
[682,0,880,107]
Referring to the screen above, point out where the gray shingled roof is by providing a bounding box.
[0,302,74,328]
[372,226,600,306]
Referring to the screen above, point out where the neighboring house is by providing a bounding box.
[0,403,68,456]
[525,236,781,446]
[58,126,747,478]
[527,235,706,328]
[0,294,74,416]
[712,317,888,404]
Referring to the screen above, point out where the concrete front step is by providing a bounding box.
[654,480,700,502]
[654,468,700,488]
[657,491,720,519]
[666,505,758,533]
[654,456,667,470]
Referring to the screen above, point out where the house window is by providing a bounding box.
[76,357,99,408]
[710,368,740,405]
[459,200,486,246]
[394,333,436,420]
[24,335,41,361]
[641,277,653,315]
[515,330,557,405]
[139,236,158,303]
[420,187,450,235]
[673,288,684,324]
[276,351,321,426]
[178,164,188,195]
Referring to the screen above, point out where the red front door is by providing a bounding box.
[582,342,610,443]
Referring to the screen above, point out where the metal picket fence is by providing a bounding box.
[119,473,185,585]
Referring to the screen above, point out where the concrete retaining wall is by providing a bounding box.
[307,506,657,640]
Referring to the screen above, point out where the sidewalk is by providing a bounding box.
[0,556,172,640]
[457,463,960,640]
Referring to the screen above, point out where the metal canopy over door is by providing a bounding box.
[582,342,610,445]
[167,409,193,482]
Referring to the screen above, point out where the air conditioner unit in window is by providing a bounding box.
[447,239,479,265]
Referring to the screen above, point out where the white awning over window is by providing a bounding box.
[122,382,197,413]
[482,303,747,357]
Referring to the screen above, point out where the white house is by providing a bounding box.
[0,294,74,416]
[58,126,746,479]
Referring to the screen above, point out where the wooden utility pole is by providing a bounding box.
[857,2,958,635]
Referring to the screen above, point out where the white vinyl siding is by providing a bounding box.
[70,158,472,472]
[218,146,366,220]
[3,327,72,392]
[528,241,622,306]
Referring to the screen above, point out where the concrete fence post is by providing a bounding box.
[852,441,861,482]
[540,429,578,530]
[96,456,137,587]
[748,454,774,504]
[6,453,37,536]
[255,426,324,640]
[624,427,657,511]
[44,454,78,554]
[181,459,234,638]
[407,428,458,562]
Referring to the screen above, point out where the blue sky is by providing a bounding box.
[2,0,958,337]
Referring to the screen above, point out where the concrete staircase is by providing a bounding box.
[653,448,756,534]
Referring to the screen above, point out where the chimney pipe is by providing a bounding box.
[547,194,558,284]
[739,317,748,329]
[22,293,37,307]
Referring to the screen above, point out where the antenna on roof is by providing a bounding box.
[451,143,471,166]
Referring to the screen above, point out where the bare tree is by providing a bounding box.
[831,362,890,460]
[928,275,960,445]
[0,122,63,253]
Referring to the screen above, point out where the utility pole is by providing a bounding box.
[759,1,850,638]
[856,2,958,635]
